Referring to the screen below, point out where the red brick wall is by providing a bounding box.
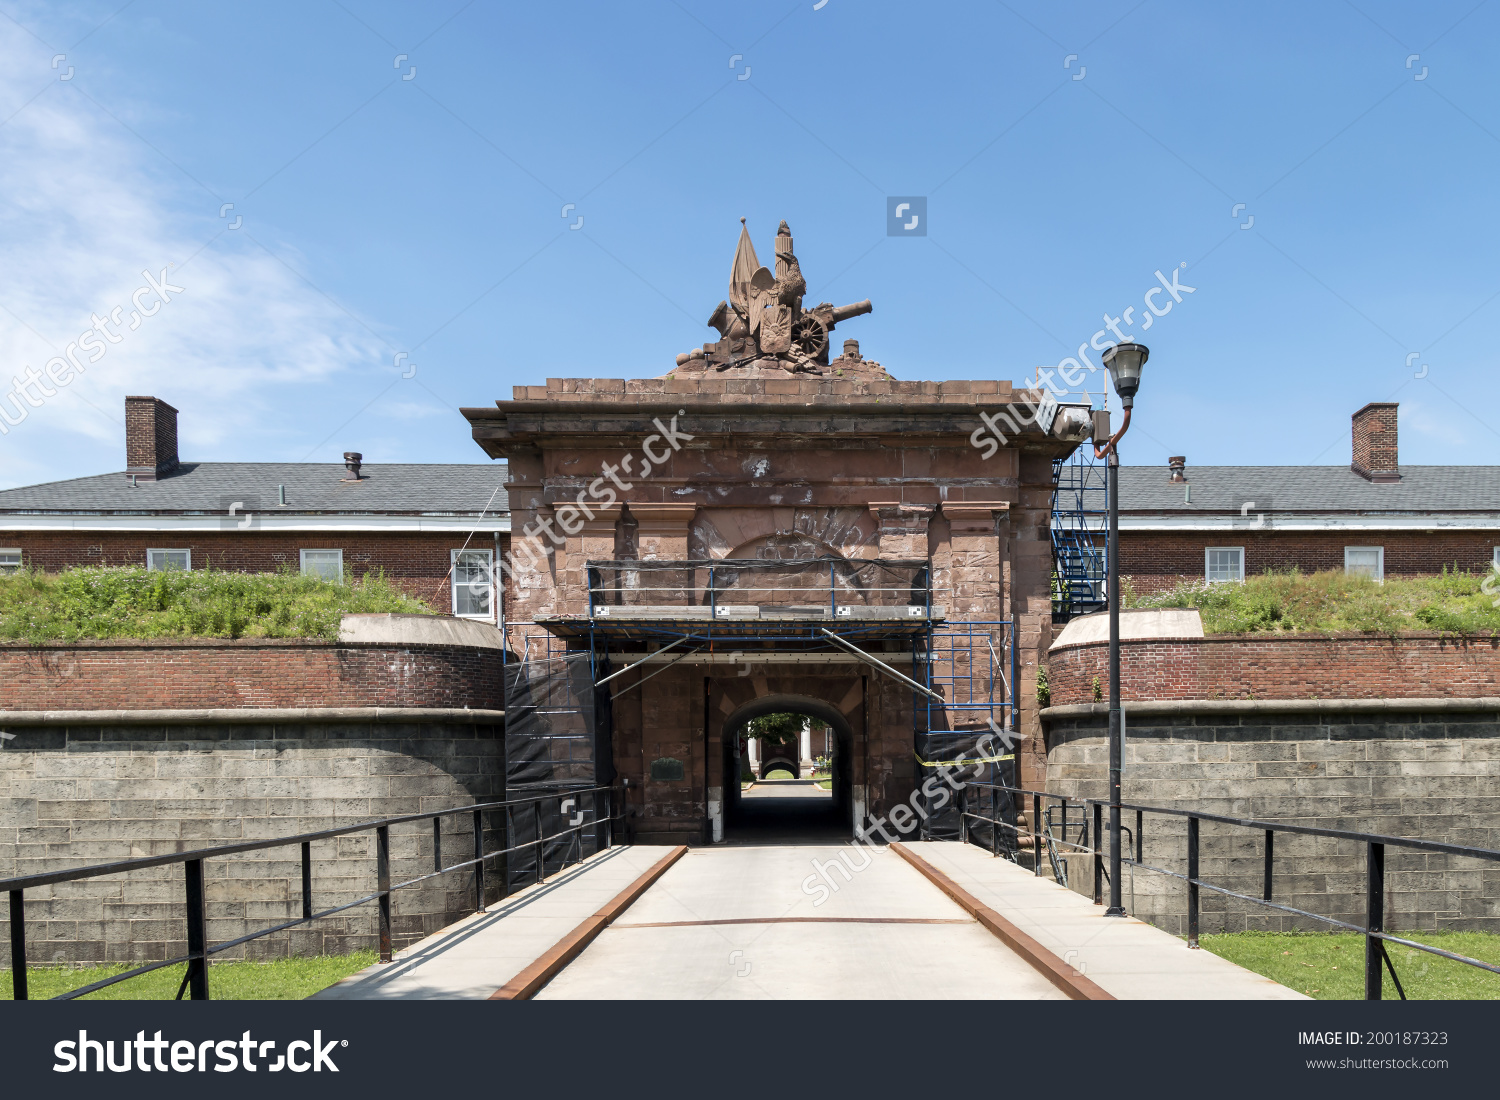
[3,531,510,616]
[1046,633,1500,705]
[0,639,503,711]
[1118,530,1500,594]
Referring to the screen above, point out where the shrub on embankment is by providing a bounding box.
[0,565,436,643]
[1126,567,1500,637]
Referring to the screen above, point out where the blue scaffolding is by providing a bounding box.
[1050,447,1108,620]
[510,557,1017,844]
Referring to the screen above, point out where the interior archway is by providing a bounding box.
[721,693,854,843]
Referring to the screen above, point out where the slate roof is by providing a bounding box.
[0,462,510,515]
[1118,465,1500,514]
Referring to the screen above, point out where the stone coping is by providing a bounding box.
[1041,697,1500,721]
[507,377,1033,402]
[0,706,506,726]
[1049,608,1203,649]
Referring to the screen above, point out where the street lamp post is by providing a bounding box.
[1095,342,1148,919]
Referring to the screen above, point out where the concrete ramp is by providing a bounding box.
[900,841,1306,1000]
[313,845,671,1000]
[534,845,1069,1000]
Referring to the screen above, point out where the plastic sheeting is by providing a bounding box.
[502,644,616,889]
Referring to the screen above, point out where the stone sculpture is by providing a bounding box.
[675,219,878,376]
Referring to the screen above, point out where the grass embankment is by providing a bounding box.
[2,952,377,1000]
[1201,931,1500,999]
[1127,568,1500,636]
[0,565,436,643]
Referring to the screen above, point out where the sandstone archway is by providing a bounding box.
[721,691,856,839]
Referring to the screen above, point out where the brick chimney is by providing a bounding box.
[1168,456,1187,482]
[125,396,179,481]
[1351,401,1399,483]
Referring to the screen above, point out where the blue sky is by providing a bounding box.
[1,0,1497,487]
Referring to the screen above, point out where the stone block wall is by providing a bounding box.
[1045,708,1500,936]
[0,717,506,967]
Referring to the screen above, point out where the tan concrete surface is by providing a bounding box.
[904,841,1307,1000]
[311,845,668,1000]
[534,845,1068,1000]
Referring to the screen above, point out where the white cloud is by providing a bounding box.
[0,20,385,485]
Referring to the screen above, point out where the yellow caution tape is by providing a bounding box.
[914,752,1014,767]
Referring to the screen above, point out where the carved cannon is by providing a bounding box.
[788,299,874,362]
[676,221,875,370]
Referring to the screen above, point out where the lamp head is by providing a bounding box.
[1103,342,1149,407]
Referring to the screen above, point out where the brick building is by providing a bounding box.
[1115,401,1500,593]
[0,395,511,619]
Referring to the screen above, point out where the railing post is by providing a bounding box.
[501,805,513,901]
[376,825,392,963]
[300,841,312,921]
[535,802,545,885]
[1092,802,1103,905]
[183,859,210,1000]
[1186,816,1200,948]
[1135,809,1143,865]
[9,889,27,1001]
[1366,841,1385,1000]
[958,784,969,845]
[1263,830,1274,901]
[1033,794,1042,876]
[433,817,443,874]
[473,809,486,913]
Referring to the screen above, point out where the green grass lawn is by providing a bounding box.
[0,565,435,642]
[1200,931,1500,999]
[764,768,796,780]
[2,952,376,1000]
[1127,567,1500,637]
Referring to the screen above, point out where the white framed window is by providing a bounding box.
[452,548,494,618]
[147,549,190,572]
[1204,546,1244,584]
[1345,546,1384,582]
[1493,546,1499,570]
[300,549,344,582]
[0,549,20,574]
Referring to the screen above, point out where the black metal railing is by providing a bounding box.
[2,784,624,1001]
[957,780,1500,1000]
[958,781,1093,885]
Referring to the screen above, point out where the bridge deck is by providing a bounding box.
[313,845,672,1000]
[901,841,1308,1000]
[314,840,1302,1000]
[535,845,1067,1000]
